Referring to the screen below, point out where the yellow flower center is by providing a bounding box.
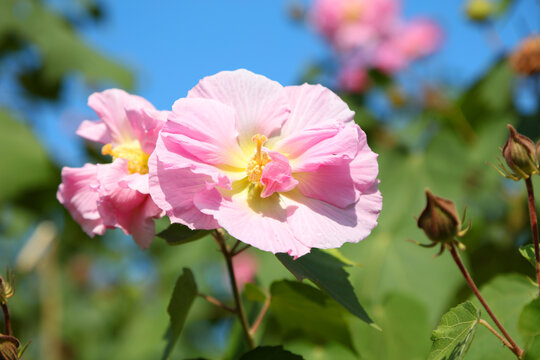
[246,134,271,184]
[102,140,150,174]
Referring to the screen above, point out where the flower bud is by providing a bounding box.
[417,190,461,243]
[502,124,538,179]
[465,0,494,22]
[0,335,19,360]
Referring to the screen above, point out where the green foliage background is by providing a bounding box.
[1,1,539,359]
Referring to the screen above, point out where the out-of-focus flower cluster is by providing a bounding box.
[310,0,442,92]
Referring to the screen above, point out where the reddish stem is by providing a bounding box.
[1,303,11,336]
[449,244,523,359]
[525,178,540,297]
[213,230,255,349]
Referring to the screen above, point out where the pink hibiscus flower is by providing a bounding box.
[373,19,442,73]
[149,70,382,257]
[311,0,400,52]
[57,89,166,249]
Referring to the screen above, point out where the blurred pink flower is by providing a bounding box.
[338,66,369,93]
[311,0,400,51]
[149,69,382,258]
[374,19,442,73]
[232,251,259,290]
[310,0,442,91]
[57,89,166,249]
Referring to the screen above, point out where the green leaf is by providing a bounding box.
[269,280,356,353]
[467,274,537,359]
[239,346,304,360]
[244,283,267,303]
[276,248,373,325]
[519,298,540,346]
[355,292,431,360]
[0,0,133,92]
[523,336,540,360]
[519,244,537,268]
[162,268,198,360]
[428,301,481,360]
[157,224,210,246]
[323,249,362,267]
[0,110,55,204]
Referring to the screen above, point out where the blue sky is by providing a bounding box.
[42,0,539,166]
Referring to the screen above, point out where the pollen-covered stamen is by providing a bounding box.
[102,140,150,174]
[246,134,271,184]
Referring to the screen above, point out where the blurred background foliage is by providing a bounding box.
[1,0,540,359]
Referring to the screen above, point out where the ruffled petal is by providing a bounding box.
[193,188,311,257]
[164,98,247,168]
[88,89,155,145]
[96,160,147,233]
[121,172,149,194]
[294,163,357,208]
[349,128,379,191]
[57,164,105,236]
[286,124,360,172]
[76,120,112,144]
[282,185,382,250]
[280,84,355,137]
[130,197,164,250]
[125,108,167,154]
[148,145,220,229]
[187,69,290,147]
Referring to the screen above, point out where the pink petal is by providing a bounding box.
[260,151,299,198]
[280,84,355,137]
[57,164,106,236]
[130,197,164,250]
[187,69,290,147]
[273,125,341,159]
[286,124,360,172]
[164,98,247,168]
[194,188,311,257]
[282,185,382,250]
[156,131,236,189]
[96,160,147,232]
[148,145,220,229]
[349,129,379,191]
[295,163,358,209]
[121,172,149,194]
[125,107,167,154]
[76,120,112,144]
[88,89,156,145]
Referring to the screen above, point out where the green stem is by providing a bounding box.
[525,178,540,297]
[213,230,255,349]
[449,243,523,359]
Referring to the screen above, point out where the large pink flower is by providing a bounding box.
[149,70,382,257]
[57,89,166,249]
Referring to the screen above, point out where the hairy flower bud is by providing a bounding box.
[0,335,19,360]
[511,36,540,75]
[417,190,461,243]
[465,0,494,22]
[502,125,539,179]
